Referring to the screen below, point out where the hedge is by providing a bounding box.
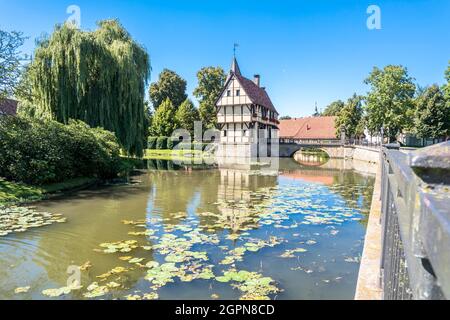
[156,137,168,150]
[0,116,123,185]
[148,138,212,150]
[147,137,157,150]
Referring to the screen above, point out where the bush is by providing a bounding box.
[156,137,168,150]
[147,137,157,149]
[0,116,123,185]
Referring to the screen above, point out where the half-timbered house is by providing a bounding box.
[216,58,279,158]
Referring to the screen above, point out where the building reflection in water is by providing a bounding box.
[212,169,278,234]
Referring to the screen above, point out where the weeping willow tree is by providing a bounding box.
[26,20,150,157]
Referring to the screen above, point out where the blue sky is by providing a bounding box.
[1,0,449,117]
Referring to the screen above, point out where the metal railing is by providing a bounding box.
[380,142,450,300]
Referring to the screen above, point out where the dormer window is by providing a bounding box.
[236,90,240,96]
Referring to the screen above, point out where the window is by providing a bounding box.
[236,90,240,96]
[227,90,231,97]
[223,130,227,137]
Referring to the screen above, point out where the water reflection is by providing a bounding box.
[0,158,376,300]
[294,151,330,167]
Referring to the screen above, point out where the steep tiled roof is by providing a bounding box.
[219,58,278,114]
[0,99,18,116]
[236,74,278,114]
[279,116,338,140]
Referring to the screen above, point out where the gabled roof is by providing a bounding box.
[0,98,18,116]
[235,74,278,114]
[279,117,338,140]
[218,58,278,114]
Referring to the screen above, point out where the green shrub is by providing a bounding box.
[147,137,157,149]
[0,116,122,185]
[156,137,168,150]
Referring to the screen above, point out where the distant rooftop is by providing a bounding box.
[279,116,338,140]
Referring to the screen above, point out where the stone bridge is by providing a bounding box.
[279,142,381,163]
[279,143,347,158]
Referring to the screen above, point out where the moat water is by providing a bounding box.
[0,157,376,300]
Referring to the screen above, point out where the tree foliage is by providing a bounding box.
[175,99,200,137]
[0,30,27,100]
[335,94,364,139]
[322,100,345,116]
[150,69,187,110]
[0,116,122,185]
[414,85,449,139]
[365,65,416,141]
[445,62,450,117]
[150,98,178,137]
[24,20,150,157]
[194,66,226,129]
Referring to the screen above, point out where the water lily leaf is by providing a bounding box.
[42,287,71,297]
[15,286,30,294]
[216,276,230,283]
[79,261,92,271]
[106,282,121,289]
[143,292,159,300]
[119,256,132,261]
[145,261,160,269]
[129,258,145,264]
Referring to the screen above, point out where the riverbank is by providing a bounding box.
[0,177,98,206]
[144,149,212,161]
[354,162,383,300]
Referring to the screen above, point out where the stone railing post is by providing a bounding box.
[411,141,450,184]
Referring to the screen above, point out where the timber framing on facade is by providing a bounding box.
[215,58,279,150]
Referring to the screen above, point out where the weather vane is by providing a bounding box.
[233,43,239,57]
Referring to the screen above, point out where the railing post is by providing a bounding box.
[380,141,450,300]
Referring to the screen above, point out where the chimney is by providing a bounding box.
[253,74,261,87]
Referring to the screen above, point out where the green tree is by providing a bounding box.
[193,66,226,129]
[24,20,150,157]
[322,100,345,116]
[414,84,450,140]
[445,62,450,124]
[150,98,178,137]
[0,30,27,100]
[150,69,187,110]
[175,99,200,137]
[335,94,364,139]
[365,65,416,142]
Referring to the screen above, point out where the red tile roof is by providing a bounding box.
[279,116,338,140]
[235,74,278,114]
[0,99,18,116]
[218,58,278,114]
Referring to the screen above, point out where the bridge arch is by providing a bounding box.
[278,143,345,159]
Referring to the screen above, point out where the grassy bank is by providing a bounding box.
[144,149,212,161]
[0,177,97,206]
